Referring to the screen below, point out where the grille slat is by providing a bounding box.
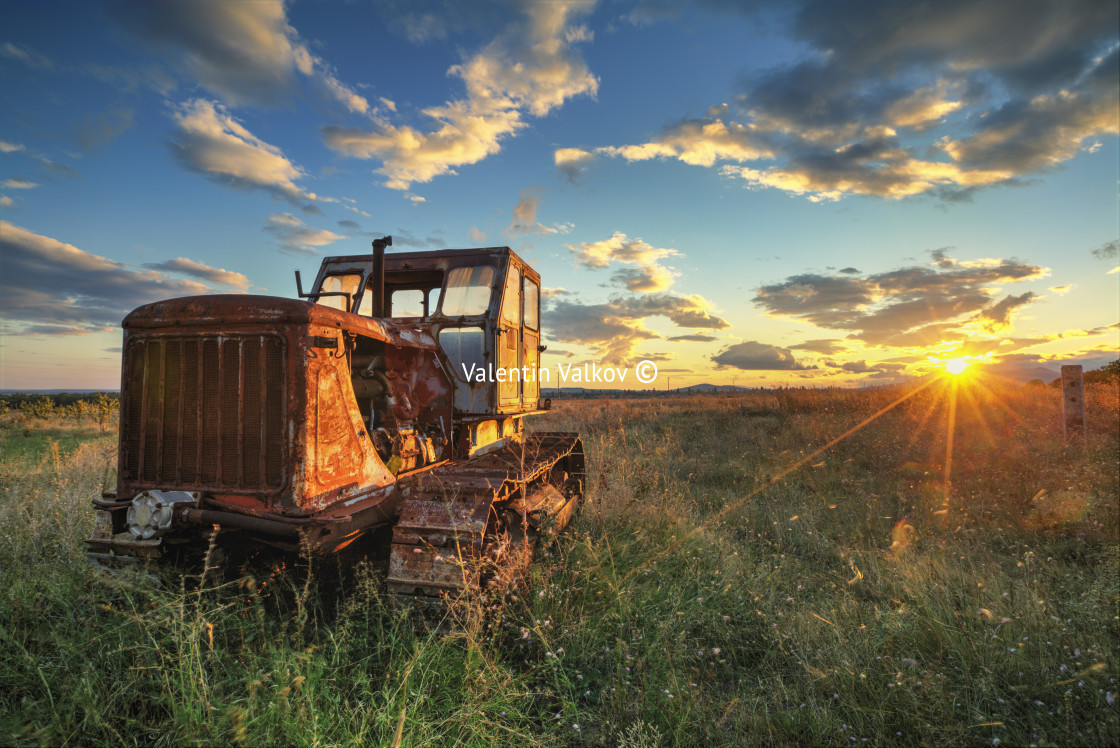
[159,340,180,484]
[201,339,221,484]
[122,334,287,493]
[141,342,161,479]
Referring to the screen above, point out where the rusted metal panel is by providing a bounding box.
[123,295,444,355]
[509,483,564,515]
[385,431,582,598]
[387,538,483,593]
[396,499,490,534]
[313,364,363,483]
[387,498,490,594]
[117,294,450,516]
[120,332,288,497]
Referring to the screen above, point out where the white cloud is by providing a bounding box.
[753,250,1049,347]
[885,83,963,129]
[937,84,1119,174]
[323,2,598,190]
[169,99,326,207]
[0,41,54,70]
[542,287,576,300]
[566,231,680,269]
[545,292,728,364]
[0,221,217,335]
[0,196,14,208]
[2,179,39,190]
[311,55,370,115]
[611,264,677,293]
[712,340,816,371]
[1091,239,1118,260]
[263,213,344,254]
[143,258,250,290]
[506,187,573,237]
[555,147,596,182]
[116,0,370,114]
[719,155,1014,202]
[578,1,1119,202]
[598,110,772,167]
[0,140,25,153]
[566,231,682,295]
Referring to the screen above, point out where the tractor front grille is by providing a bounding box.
[121,334,287,493]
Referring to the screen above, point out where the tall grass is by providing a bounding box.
[1,375,1117,746]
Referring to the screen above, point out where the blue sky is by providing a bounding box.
[1,0,1117,390]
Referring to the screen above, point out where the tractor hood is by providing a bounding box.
[123,294,438,351]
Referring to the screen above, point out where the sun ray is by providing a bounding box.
[617,377,941,585]
[904,376,948,452]
[941,377,959,529]
[923,380,953,494]
[958,378,1000,449]
[967,370,1028,424]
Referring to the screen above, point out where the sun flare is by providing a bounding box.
[945,357,969,375]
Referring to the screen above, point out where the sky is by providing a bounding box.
[1,0,1117,391]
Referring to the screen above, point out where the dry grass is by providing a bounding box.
[1,374,1117,746]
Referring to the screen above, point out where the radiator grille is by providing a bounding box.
[122,335,287,492]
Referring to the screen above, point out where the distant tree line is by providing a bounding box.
[1088,359,1120,383]
[0,392,120,432]
[1041,359,1120,388]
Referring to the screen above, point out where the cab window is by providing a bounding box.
[442,266,494,316]
[501,267,521,325]
[390,289,424,317]
[439,327,485,380]
[523,279,539,330]
[317,274,363,312]
[379,268,443,318]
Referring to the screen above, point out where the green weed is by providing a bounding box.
[1,376,1116,746]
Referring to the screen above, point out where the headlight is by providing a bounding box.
[126,490,198,539]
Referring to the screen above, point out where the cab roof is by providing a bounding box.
[318,246,540,283]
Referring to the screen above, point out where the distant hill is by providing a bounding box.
[986,355,1117,383]
[674,383,749,394]
[987,365,1060,383]
[548,383,754,398]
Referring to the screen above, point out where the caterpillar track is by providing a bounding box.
[388,432,584,602]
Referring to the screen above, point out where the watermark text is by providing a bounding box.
[460,360,658,385]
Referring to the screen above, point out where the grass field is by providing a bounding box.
[1,375,1117,746]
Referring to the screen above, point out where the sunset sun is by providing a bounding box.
[945,358,969,375]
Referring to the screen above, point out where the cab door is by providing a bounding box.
[497,265,521,409]
[521,277,539,408]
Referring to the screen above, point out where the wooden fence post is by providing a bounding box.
[1061,365,1086,444]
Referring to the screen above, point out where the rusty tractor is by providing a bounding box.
[86,237,584,601]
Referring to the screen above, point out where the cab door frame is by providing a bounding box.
[521,275,540,408]
[497,263,521,409]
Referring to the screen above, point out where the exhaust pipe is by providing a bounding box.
[371,235,391,317]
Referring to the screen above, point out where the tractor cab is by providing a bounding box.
[301,240,545,424]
